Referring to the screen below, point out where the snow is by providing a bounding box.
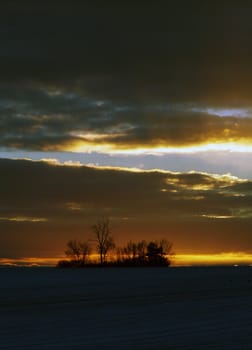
[1,267,252,349]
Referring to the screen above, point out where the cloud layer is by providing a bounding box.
[1,84,252,152]
[2,2,252,104]
[1,3,252,153]
[1,159,252,258]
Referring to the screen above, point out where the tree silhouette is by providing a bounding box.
[59,228,174,268]
[65,240,81,261]
[123,240,138,259]
[91,216,115,264]
[159,239,173,257]
[79,241,92,264]
[136,240,147,261]
[146,240,173,266]
[65,239,91,265]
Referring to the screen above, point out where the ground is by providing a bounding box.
[1,266,252,349]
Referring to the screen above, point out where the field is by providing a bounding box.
[1,266,252,349]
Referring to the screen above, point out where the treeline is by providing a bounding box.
[57,217,174,268]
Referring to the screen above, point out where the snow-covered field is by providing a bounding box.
[1,266,252,349]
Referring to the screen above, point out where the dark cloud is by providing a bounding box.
[0,83,252,151]
[1,1,252,104]
[0,158,251,257]
[1,2,252,152]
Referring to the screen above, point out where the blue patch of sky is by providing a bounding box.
[1,149,251,179]
[191,107,250,118]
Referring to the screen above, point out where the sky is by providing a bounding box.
[1,1,252,265]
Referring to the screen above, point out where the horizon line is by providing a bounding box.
[1,252,252,267]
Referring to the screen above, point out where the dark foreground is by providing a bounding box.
[1,266,252,349]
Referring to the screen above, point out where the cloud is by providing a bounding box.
[0,216,48,222]
[1,83,252,152]
[1,2,252,105]
[0,158,252,257]
[1,3,252,153]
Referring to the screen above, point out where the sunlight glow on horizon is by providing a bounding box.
[1,252,252,267]
[174,252,252,266]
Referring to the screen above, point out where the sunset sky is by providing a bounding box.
[1,2,252,265]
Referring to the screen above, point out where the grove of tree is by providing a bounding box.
[57,217,174,268]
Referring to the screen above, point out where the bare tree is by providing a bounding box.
[79,241,92,264]
[159,239,174,265]
[159,239,174,256]
[136,240,147,260]
[91,217,115,264]
[123,240,138,259]
[116,247,124,262]
[65,240,81,261]
[65,239,91,264]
